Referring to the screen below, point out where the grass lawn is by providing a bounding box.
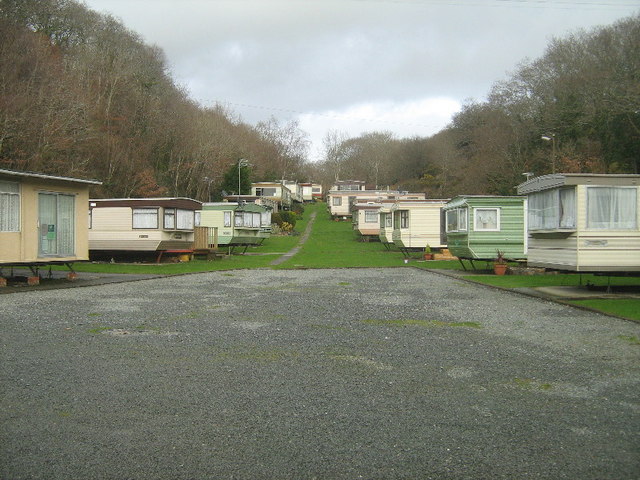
[567,299,640,322]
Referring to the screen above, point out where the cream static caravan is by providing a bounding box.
[391,199,449,250]
[328,189,426,220]
[88,198,202,258]
[517,173,640,272]
[0,169,100,267]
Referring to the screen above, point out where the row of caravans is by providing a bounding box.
[1,168,292,270]
[351,173,640,273]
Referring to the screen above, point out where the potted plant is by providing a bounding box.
[493,250,508,275]
[423,245,433,260]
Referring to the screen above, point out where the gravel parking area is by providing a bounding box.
[1,268,639,479]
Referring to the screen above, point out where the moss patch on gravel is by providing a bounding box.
[362,319,482,328]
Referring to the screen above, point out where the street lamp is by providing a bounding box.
[541,134,556,173]
[237,159,249,201]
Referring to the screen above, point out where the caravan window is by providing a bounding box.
[0,180,20,232]
[528,188,576,230]
[446,207,467,232]
[176,209,194,230]
[224,211,232,227]
[133,208,158,229]
[164,208,176,229]
[587,187,637,230]
[474,208,500,231]
[365,210,378,223]
[399,210,409,229]
[332,197,342,206]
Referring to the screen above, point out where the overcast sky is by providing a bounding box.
[82,0,639,160]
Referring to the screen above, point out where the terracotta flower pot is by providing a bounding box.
[423,253,433,260]
[494,263,508,275]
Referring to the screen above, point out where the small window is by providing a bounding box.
[164,208,176,229]
[446,207,468,232]
[400,210,409,229]
[194,211,201,227]
[474,208,500,231]
[224,211,232,227]
[176,209,194,230]
[332,197,342,206]
[0,180,20,232]
[133,208,158,229]
[365,210,378,223]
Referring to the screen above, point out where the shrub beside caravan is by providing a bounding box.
[444,195,527,262]
[517,173,640,272]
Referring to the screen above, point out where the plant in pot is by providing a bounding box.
[493,250,508,275]
[423,244,433,260]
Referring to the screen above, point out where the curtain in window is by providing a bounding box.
[234,213,243,227]
[529,190,558,230]
[176,209,194,229]
[261,211,271,226]
[559,189,576,228]
[224,211,231,227]
[133,208,158,228]
[458,208,467,231]
[475,209,498,230]
[57,194,75,255]
[365,211,378,223]
[0,181,20,232]
[587,187,637,229]
[164,209,175,229]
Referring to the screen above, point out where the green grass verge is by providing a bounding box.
[567,299,640,321]
[462,274,640,288]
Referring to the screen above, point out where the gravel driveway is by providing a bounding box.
[1,268,639,479]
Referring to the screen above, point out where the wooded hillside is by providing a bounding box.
[0,0,310,199]
[1,0,638,198]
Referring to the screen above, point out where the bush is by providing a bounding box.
[279,211,297,228]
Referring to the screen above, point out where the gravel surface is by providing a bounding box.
[1,268,639,479]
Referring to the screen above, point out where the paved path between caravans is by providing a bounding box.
[1,267,639,480]
[269,211,317,266]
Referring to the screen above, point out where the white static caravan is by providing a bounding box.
[391,199,449,250]
[89,198,202,258]
[251,182,292,210]
[352,202,383,240]
[300,183,323,202]
[328,190,426,219]
[517,173,640,272]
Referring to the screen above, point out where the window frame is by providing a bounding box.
[586,186,637,230]
[0,180,20,232]
[364,210,378,224]
[132,208,159,229]
[473,207,500,232]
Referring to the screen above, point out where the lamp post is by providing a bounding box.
[237,159,249,202]
[541,134,556,173]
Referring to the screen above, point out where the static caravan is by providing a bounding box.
[444,195,527,261]
[330,180,366,191]
[197,202,272,250]
[0,169,100,271]
[251,182,292,210]
[352,202,383,241]
[328,190,426,219]
[516,173,640,272]
[300,183,323,202]
[391,199,449,251]
[379,205,394,247]
[89,198,201,259]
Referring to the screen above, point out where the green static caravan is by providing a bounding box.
[196,202,272,252]
[391,199,449,254]
[443,195,527,262]
[517,173,640,273]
